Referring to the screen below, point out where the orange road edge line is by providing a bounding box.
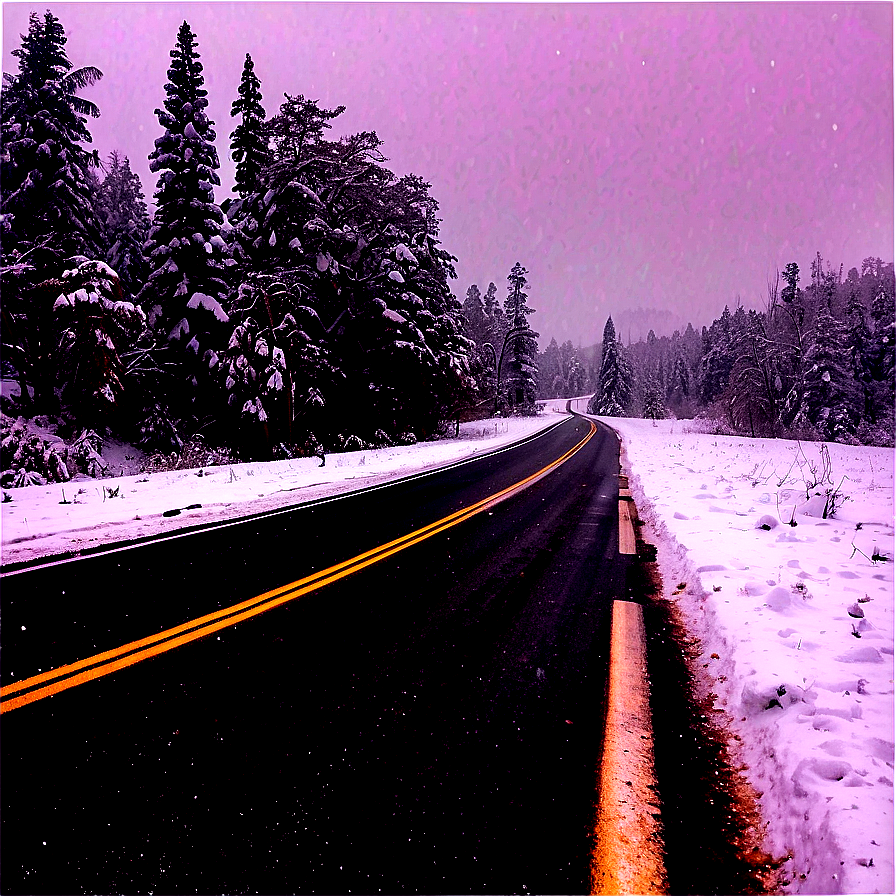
[591,599,667,894]
[618,499,637,555]
[1,421,597,714]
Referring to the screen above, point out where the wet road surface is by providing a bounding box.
[1,414,631,894]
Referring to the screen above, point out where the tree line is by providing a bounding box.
[3,11,891,484]
[4,13,535,466]
[535,254,894,446]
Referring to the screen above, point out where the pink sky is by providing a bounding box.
[3,2,893,346]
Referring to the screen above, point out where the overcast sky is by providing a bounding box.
[3,2,893,346]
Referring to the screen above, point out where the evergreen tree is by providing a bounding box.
[588,316,633,416]
[566,348,586,397]
[844,287,874,420]
[462,284,485,341]
[94,151,150,297]
[642,373,666,420]
[53,258,146,427]
[501,262,539,412]
[870,283,895,383]
[1,11,105,413]
[462,283,501,409]
[698,306,735,404]
[775,263,813,428]
[1,11,104,260]
[793,303,860,440]
[229,53,269,199]
[481,280,506,353]
[137,21,233,423]
[539,336,562,399]
[217,275,339,458]
[666,351,691,411]
[225,92,472,447]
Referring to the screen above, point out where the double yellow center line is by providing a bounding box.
[1,421,597,714]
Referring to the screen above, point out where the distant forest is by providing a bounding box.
[2,12,893,496]
[526,255,895,446]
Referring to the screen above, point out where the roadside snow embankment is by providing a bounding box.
[601,417,894,896]
[1,414,562,567]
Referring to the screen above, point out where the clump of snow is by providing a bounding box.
[186,292,229,323]
[599,415,894,895]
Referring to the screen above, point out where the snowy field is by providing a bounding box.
[601,415,894,896]
[0,412,564,566]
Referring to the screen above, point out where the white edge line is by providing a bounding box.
[1,417,573,576]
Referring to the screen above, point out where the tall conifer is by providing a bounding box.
[1,11,103,259]
[588,316,633,416]
[230,53,269,199]
[138,21,233,417]
[502,262,539,411]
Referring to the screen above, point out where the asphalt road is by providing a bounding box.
[1,413,631,894]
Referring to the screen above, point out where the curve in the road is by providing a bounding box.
[1,420,597,714]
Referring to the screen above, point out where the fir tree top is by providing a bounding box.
[230,52,269,198]
[164,21,207,112]
[505,262,535,327]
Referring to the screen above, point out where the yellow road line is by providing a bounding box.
[618,499,637,555]
[591,599,667,894]
[1,421,597,714]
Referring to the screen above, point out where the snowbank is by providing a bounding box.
[0,413,564,566]
[601,416,894,895]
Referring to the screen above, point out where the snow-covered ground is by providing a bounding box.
[2,399,892,893]
[600,415,894,895]
[0,412,564,566]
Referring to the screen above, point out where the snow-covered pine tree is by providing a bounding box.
[539,337,562,399]
[1,11,105,414]
[229,53,269,200]
[870,283,895,384]
[1,11,104,261]
[501,262,539,412]
[462,284,485,340]
[792,300,860,441]
[698,306,735,404]
[345,171,473,439]
[776,262,813,429]
[226,90,472,444]
[482,280,506,346]
[53,258,146,427]
[226,93,345,274]
[588,316,633,416]
[137,21,233,422]
[566,348,586,397]
[217,275,340,458]
[844,286,874,420]
[666,351,691,410]
[641,373,666,420]
[94,151,150,297]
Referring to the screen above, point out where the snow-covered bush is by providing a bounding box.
[67,429,107,477]
[140,436,234,473]
[137,403,183,453]
[371,429,393,448]
[336,434,368,452]
[0,415,70,484]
